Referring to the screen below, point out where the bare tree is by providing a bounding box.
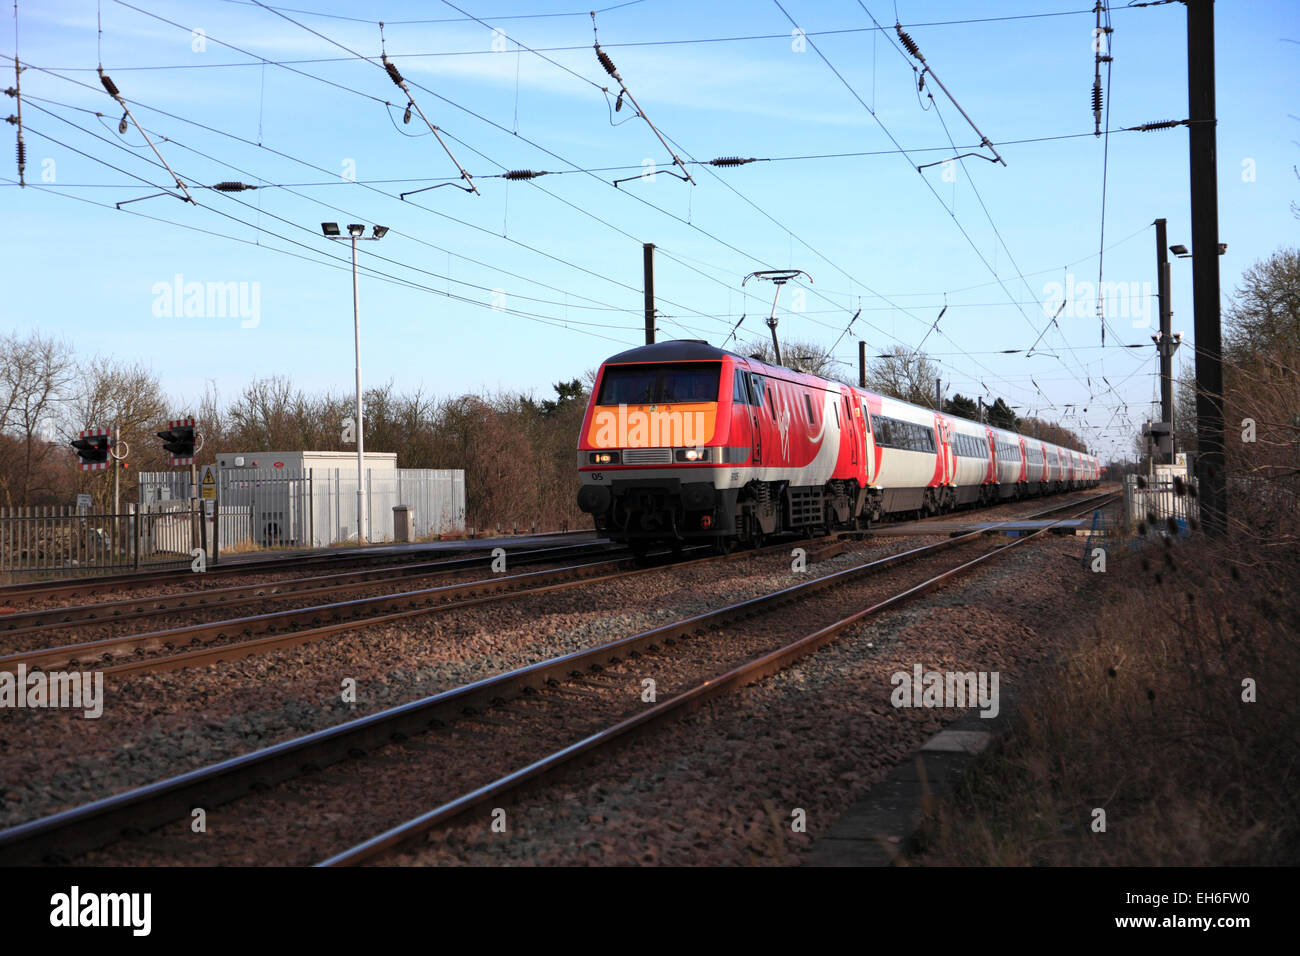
[738,337,847,380]
[0,331,75,506]
[1224,246,1299,362]
[66,358,169,508]
[864,345,940,407]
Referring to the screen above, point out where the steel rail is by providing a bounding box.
[320,496,1114,865]
[0,529,599,604]
[0,541,624,635]
[0,494,1114,865]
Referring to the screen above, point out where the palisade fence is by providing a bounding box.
[0,503,197,579]
[1122,473,1200,533]
[155,465,466,550]
[1,465,466,579]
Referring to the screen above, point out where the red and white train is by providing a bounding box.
[576,340,1099,552]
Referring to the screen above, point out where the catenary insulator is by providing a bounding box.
[596,47,618,78]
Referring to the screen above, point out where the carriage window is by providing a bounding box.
[833,402,840,427]
[803,393,815,422]
[767,387,777,419]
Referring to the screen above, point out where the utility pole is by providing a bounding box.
[858,341,867,388]
[1186,0,1226,535]
[1154,218,1177,465]
[643,243,656,345]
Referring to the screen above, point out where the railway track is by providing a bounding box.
[1,490,1110,677]
[0,540,624,637]
[0,492,1115,866]
[0,530,597,607]
[0,534,816,676]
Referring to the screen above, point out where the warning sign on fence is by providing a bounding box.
[200,466,217,500]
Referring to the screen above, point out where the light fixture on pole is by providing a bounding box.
[321,221,388,544]
[1169,242,1226,259]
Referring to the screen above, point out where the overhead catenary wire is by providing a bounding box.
[589,12,695,187]
[8,60,733,340]
[8,128,641,345]
[770,1,1072,413]
[85,3,741,336]
[248,0,480,195]
[22,6,1149,444]
[95,66,193,205]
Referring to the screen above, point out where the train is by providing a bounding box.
[576,340,1100,553]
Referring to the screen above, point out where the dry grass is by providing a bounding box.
[913,524,1300,866]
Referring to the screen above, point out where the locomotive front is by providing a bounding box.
[576,341,739,552]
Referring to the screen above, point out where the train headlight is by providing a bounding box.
[589,451,620,465]
[675,448,711,462]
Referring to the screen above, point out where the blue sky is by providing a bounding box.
[3,0,1297,462]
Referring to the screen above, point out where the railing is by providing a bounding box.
[1123,474,1199,534]
[0,504,198,580]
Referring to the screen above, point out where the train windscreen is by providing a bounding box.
[597,363,721,405]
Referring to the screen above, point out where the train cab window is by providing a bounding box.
[767,387,777,419]
[747,373,765,406]
[732,371,750,405]
[597,362,720,405]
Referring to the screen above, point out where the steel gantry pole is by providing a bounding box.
[1186,0,1227,535]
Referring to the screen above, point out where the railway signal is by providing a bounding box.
[70,428,112,470]
[157,418,197,466]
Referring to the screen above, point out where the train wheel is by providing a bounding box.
[713,537,735,556]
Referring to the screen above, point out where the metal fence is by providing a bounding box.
[0,504,197,579]
[1123,474,1200,533]
[307,468,466,547]
[138,465,466,551]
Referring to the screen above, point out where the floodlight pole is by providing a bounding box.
[323,223,387,544]
[350,233,365,544]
